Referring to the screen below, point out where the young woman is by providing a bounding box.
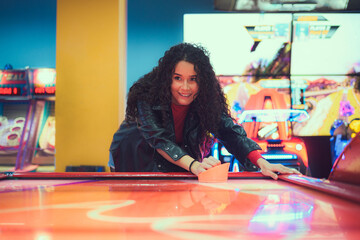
[109,43,299,179]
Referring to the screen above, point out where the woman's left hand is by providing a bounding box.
[257,158,301,180]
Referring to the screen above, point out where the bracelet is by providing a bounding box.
[189,160,197,174]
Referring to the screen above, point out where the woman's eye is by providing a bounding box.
[190,77,197,81]
[174,76,181,81]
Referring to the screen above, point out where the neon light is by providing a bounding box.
[0,87,21,95]
[0,88,12,95]
[35,69,56,85]
[232,161,239,172]
[262,154,297,160]
[34,87,55,95]
[295,144,303,151]
[35,87,45,94]
[212,142,219,159]
[45,87,55,94]
[220,146,231,156]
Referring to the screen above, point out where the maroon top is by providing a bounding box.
[171,103,190,144]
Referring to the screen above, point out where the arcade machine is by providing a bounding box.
[329,75,360,165]
[213,88,309,174]
[240,88,309,174]
[0,68,34,171]
[330,117,360,165]
[24,68,56,171]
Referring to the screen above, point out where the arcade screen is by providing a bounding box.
[291,13,360,136]
[184,13,360,137]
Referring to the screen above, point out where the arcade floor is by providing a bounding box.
[1,172,359,240]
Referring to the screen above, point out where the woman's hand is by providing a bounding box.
[257,158,301,180]
[191,156,221,176]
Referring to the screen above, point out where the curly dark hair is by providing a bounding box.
[126,42,231,155]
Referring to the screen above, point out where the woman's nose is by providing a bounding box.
[181,80,190,89]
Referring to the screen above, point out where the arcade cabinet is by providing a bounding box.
[24,68,56,171]
[0,69,36,171]
[214,88,309,174]
[241,89,309,174]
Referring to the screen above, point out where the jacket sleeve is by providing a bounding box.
[136,101,188,161]
[214,113,262,163]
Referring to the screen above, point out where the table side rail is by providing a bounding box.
[279,174,360,204]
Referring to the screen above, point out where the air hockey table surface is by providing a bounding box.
[1,172,360,240]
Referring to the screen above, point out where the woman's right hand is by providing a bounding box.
[191,156,221,176]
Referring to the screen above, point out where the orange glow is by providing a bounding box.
[263,98,273,109]
[283,140,308,168]
[255,139,308,168]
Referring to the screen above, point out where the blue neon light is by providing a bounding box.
[213,142,219,159]
[262,154,297,160]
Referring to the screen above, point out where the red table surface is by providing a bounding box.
[1,172,360,240]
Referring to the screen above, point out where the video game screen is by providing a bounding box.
[184,13,295,142]
[184,13,292,76]
[184,13,360,137]
[291,13,360,136]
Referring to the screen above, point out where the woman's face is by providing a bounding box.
[171,60,199,106]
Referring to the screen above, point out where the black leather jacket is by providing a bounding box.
[109,101,261,172]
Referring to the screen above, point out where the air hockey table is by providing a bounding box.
[1,171,360,240]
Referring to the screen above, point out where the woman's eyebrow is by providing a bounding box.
[173,72,197,77]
